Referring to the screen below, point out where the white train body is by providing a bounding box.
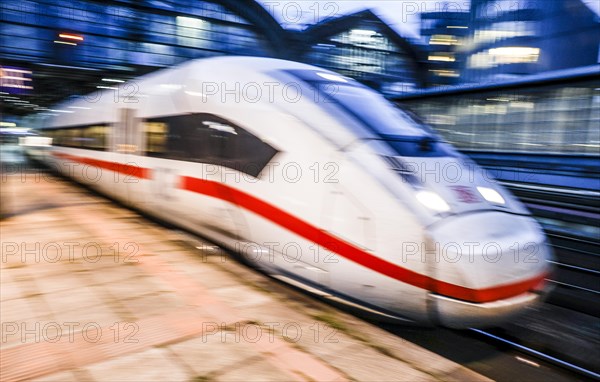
[33,57,552,328]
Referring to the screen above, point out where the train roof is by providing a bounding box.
[35,56,329,129]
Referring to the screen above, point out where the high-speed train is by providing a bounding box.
[29,57,552,328]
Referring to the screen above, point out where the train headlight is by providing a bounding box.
[477,187,505,205]
[416,191,450,212]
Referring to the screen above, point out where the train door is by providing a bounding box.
[112,108,148,207]
[194,118,248,245]
[321,170,377,295]
[196,165,246,244]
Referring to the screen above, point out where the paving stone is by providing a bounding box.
[50,304,124,330]
[84,347,190,382]
[215,356,298,382]
[0,315,57,348]
[31,370,81,382]
[176,263,242,290]
[31,273,87,295]
[41,285,109,314]
[99,275,162,301]
[208,284,276,309]
[324,343,435,382]
[86,263,146,285]
[1,297,38,322]
[168,333,257,376]
[122,291,185,320]
[1,281,33,301]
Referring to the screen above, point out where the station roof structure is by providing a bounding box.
[0,1,423,118]
[295,10,425,88]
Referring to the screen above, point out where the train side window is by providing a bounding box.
[46,125,108,150]
[82,125,108,150]
[197,115,278,178]
[51,129,66,146]
[228,127,279,177]
[144,122,168,156]
[54,129,64,146]
[58,129,69,147]
[46,130,55,144]
[161,117,190,160]
[63,129,72,147]
[93,125,108,150]
[69,129,83,148]
[200,119,237,165]
[144,113,278,178]
[80,127,90,148]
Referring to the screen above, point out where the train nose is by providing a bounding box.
[425,211,553,328]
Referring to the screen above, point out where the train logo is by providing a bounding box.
[450,185,481,204]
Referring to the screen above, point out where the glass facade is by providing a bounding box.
[419,0,600,86]
[399,79,600,155]
[300,13,422,93]
[420,11,470,86]
[306,30,414,83]
[2,2,423,117]
[0,1,271,69]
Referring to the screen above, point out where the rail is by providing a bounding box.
[471,329,600,380]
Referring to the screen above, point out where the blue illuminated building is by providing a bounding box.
[1,0,599,116]
[421,0,600,86]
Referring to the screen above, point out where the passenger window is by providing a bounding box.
[144,113,278,177]
[83,125,108,150]
[69,129,82,147]
[46,125,108,151]
[144,122,167,156]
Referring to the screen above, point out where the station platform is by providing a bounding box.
[0,171,491,382]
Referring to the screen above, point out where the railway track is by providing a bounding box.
[471,328,600,381]
[499,181,600,316]
[383,305,599,382]
[502,182,599,214]
[544,231,600,316]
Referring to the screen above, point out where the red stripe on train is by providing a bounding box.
[51,151,547,303]
[52,152,152,179]
[180,176,548,304]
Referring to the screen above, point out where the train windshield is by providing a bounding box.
[285,69,453,157]
[323,84,427,137]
